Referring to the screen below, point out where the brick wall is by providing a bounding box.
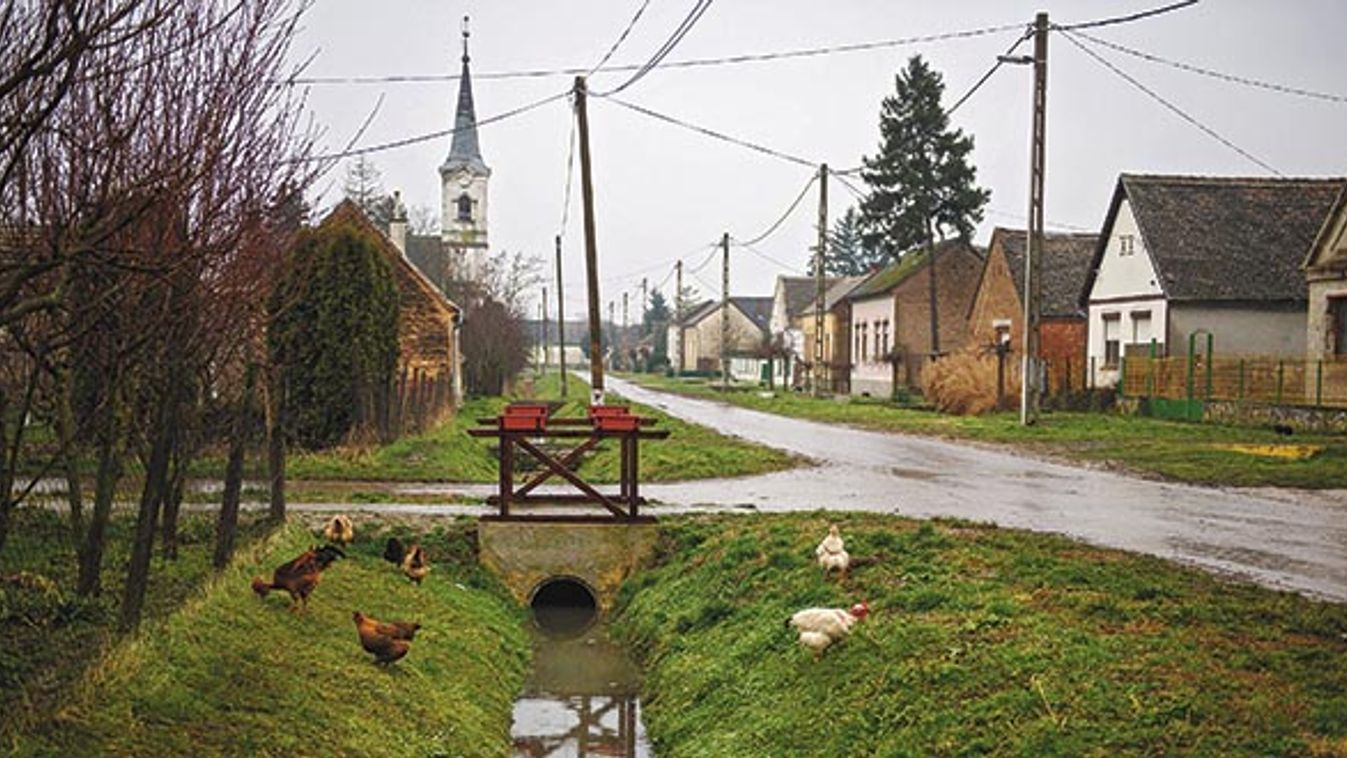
[893,244,984,389]
[967,244,1023,354]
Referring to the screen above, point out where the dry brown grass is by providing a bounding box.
[922,346,1020,415]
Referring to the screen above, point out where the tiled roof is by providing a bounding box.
[1093,174,1344,303]
[848,239,983,300]
[731,296,774,333]
[779,276,825,317]
[995,229,1098,317]
[823,276,867,310]
[404,234,444,288]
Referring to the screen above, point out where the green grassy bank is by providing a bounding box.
[269,372,799,485]
[8,520,530,756]
[620,373,1347,488]
[613,514,1347,755]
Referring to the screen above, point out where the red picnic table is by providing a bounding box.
[467,402,669,521]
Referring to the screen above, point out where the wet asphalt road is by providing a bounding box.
[599,375,1347,603]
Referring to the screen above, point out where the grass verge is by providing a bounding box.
[1,509,272,742]
[620,373,1347,488]
[613,513,1347,755]
[10,519,530,756]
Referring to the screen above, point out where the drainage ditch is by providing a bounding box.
[510,577,652,757]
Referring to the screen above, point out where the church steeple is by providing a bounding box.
[441,15,488,176]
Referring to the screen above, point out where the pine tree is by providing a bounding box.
[858,55,989,258]
[812,206,882,276]
[643,289,672,368]
[342,156,394,231]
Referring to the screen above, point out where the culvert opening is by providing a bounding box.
[530,577,598,637]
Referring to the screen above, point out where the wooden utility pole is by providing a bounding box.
[608,299,615,366]
[541,288,549,380]
[575,76,604,405]
[621,291,629,372]
[813,163,829,396]
[675,259,685,374]
[555,234,567,397]
[1021,12,1048,426]
[721,232,731,390]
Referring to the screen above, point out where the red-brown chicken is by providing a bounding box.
[251,545,344,611]
[353,611,420,665]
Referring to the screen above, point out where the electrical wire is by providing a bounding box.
[598,0,715,96]
[945,27,1033,117]
[686,242,723,274]
[558,103,578,237]
[1067,29,1347,105]
[587,0,656,78]
[1056,0,1198,31]
[735,173,818,247]
[601,95,817,168]
[1058,28,1282,176]
[732,238,806,274]
[296,90,570,163]
[287,21,1025,86]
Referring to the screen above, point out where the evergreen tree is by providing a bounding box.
[268,217,400,449]
[811,206,881,276]
[858,55,989,259]
[342,156,395,231]
[643,289,672,369]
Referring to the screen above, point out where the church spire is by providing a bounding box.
[442,15,487,176]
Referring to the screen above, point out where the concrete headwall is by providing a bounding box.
[477,520,659,616]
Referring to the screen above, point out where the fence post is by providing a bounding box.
[1185,334,1196,420]
[1276,360,1284,405]
[1316,359,1324,408]
[1118,354,1126,397]
[1205,333,1214,401]
[1090,355,1096,390]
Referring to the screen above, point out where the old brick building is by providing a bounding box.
[967,228,1097,391]
[848,239,985,395]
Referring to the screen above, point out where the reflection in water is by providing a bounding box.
[512,607,652,757]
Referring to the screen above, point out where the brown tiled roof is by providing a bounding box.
[848,239,985,301]
[731,296,774,334]
[1089,174,1344,304]
[779,276,822,318]
[995,229,1098,318]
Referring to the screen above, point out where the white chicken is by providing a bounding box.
[815,524,849,578]
[322,515,355,546]
[787,602,869,658]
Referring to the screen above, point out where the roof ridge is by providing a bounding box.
[1121,173,1346,187]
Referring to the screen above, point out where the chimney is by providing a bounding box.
[389,190,408,254]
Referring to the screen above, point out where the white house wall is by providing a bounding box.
[849,294,895,397]
[1087,198,1168,386]
[1169,303,1306,357]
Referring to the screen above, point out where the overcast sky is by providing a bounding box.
[292,1,1347,320]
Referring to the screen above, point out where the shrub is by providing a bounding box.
[921,345,1020,415]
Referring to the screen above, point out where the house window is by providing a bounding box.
[1130,310,1152,346]
[872,321,881,359]
[456,193,473,222]
[1102,313,1121,368]
[881,320,891,357]
[1119,234,1135,256]
[859,323,868,362]
[1331,298,1347,356]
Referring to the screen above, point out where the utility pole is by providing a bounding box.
[721,232,730,391]
[813,163,828,397]
[575,76,604,405]
[1021,12,1048,426]
[675,259,685,374]
[640,277,648,317]
[608,299,615,368]
[555,234,567,398]
[541,287,549,381]
[621,291,629,372]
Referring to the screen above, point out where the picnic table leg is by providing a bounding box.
[500,433,513,517]
[628,431,640,518]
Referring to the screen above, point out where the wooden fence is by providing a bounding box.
[1119,352,1347,408]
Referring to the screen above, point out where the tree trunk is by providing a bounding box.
[77,420,121,597]
[926,226,940,358]
[267,363,286,522]
[215,362,255,569]
[119,403,174,631]
[159,449,185,561]
[0,387,12,557]
[56,367,85,542]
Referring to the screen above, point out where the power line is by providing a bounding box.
[558,102,578,236]
[587,0,656,78]
[287,21,1026,86]
[598,0,715,96]
[1056,0,1198,31]
[601,95,817,168]
[686,242,722,274]
[1068,29,1347,105]
[736,173,818,247]
[297,90,569,163]
[732,238,806,274]
[1058,28,1282,176]
[945,27,1033,117]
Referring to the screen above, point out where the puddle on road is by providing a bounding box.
[512,593,652,757]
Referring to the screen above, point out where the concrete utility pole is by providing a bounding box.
[555,234,567,397]
[721,231,731,391]
[608,299,615,366]
[621,291,629,372]
[574,76,604,405]
[541,287,549,380]
[675,259,685,374]
[1020,12,1048,426]
[813,163,829,397]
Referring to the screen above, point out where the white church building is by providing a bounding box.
[390,21,490,290]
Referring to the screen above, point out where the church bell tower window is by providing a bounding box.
[456,193,473,222]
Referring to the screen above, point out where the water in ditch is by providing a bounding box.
[511,579,652,757]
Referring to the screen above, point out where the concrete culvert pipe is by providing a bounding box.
[529,576,598,637]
